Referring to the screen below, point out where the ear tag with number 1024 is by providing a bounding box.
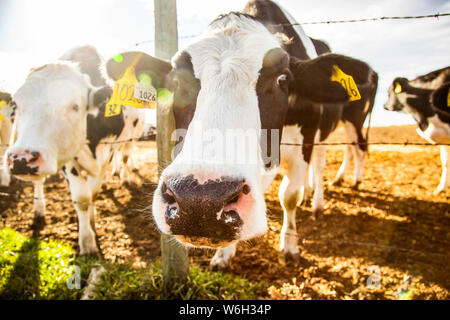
[105,67,147,117]
[331,65,361,102]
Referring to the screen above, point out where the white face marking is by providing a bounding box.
[8,62,92,176]
[153,14,286,243]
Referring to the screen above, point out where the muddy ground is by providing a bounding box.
[1,125,449,299]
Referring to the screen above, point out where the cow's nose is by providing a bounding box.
[162,174,247,241]
[7,150,41,175]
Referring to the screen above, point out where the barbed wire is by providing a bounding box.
[125,12,450,49]
[276,12,450,26]
[2,139,450,149]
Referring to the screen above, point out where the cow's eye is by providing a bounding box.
[72,104,79,112]
[277,74,288,86]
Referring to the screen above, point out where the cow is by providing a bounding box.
[107,0,376,268]
[60,46,147,184]
[5,45,131,256]
[0,91,15,186]
[384,66,450,194]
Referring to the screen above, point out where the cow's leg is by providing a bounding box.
[311,141,327,220]
[1,159,10,186]
[332,144,353,186]
[279,149,308,262]
[119,145,132,183]
[210,242,237,271]
[435,146,450,194]
[1,119,13,186]
[349,124,366,188]
[301,164,314,203]
[62,161,99,256]
[32,178,46,231]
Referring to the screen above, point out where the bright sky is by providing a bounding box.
[0,0,449,126]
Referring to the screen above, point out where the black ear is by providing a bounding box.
[430,82,450,115]
[106,52,172,89]
[89,86,112,111]
[0,91,12,104]
[289,53,374,103]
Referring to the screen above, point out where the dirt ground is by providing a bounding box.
[1,125,449,299]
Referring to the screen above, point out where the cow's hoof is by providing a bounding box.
[331,178,343,186]
[209,261,230,272]
[351,181,361,190]
[209,255,231,272]
[80,248,102,259]
[310,208,323,221]
[279,251,300,265]
[31,215,46,233]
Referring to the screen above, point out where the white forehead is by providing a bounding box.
[14,62,90,108]
[185,14,285,86]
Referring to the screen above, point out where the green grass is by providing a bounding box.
[0,228,268,300]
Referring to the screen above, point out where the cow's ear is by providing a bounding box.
[0,91,12,104]
[430,82,450,115]
[289,53,374,103]
[88,86,112,114]
[392,77,409,94]
[106,51,172,89]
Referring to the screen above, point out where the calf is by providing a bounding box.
[0,91,15,186]
[107,0,375,267]
[384,66,450,194]
[5,45,129,255]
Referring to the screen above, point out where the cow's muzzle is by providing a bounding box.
[7,150,42,176]
[161,174,251,245]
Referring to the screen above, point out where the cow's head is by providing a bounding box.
[384,77,411,112]
[107,13,372,248]
[6,62,111,180]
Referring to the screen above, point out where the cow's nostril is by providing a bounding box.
[161,183,176,204]
[222,210,239,224]
[165,206,179,220]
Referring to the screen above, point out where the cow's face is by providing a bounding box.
[107,14,372,248]
[384,77,410,112]
[7,62,110,180]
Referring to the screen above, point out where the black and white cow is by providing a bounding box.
[384,66,450,194]
[5,45,132,255]
[107,0,376,267]
[0,91,15,186]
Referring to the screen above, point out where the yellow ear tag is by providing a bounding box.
[447,88,450,108]
[394,83,402,94]
[133,73,157,109]
[105,66,147,117]
[331,65,361,102]
[0,100,7,121]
